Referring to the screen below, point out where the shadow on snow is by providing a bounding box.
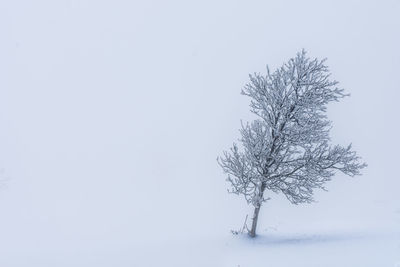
[237,231,375,246]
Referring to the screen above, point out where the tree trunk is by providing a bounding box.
[249,205,261,238]
[249,183,266,238]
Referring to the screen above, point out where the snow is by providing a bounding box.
[0,0,400,266]
[1,227,398,266]
[224,231,400,267]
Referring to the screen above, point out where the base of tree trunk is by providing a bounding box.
[249,206,260,238]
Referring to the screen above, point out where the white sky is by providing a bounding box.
[0,0,399,265]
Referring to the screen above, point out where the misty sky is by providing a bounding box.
[0,0,399,265]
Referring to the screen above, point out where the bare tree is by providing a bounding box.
[218,50,366,238]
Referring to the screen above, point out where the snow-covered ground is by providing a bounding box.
[1,225,398,266]
[1,0,399,266]
[93,230,400,267]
